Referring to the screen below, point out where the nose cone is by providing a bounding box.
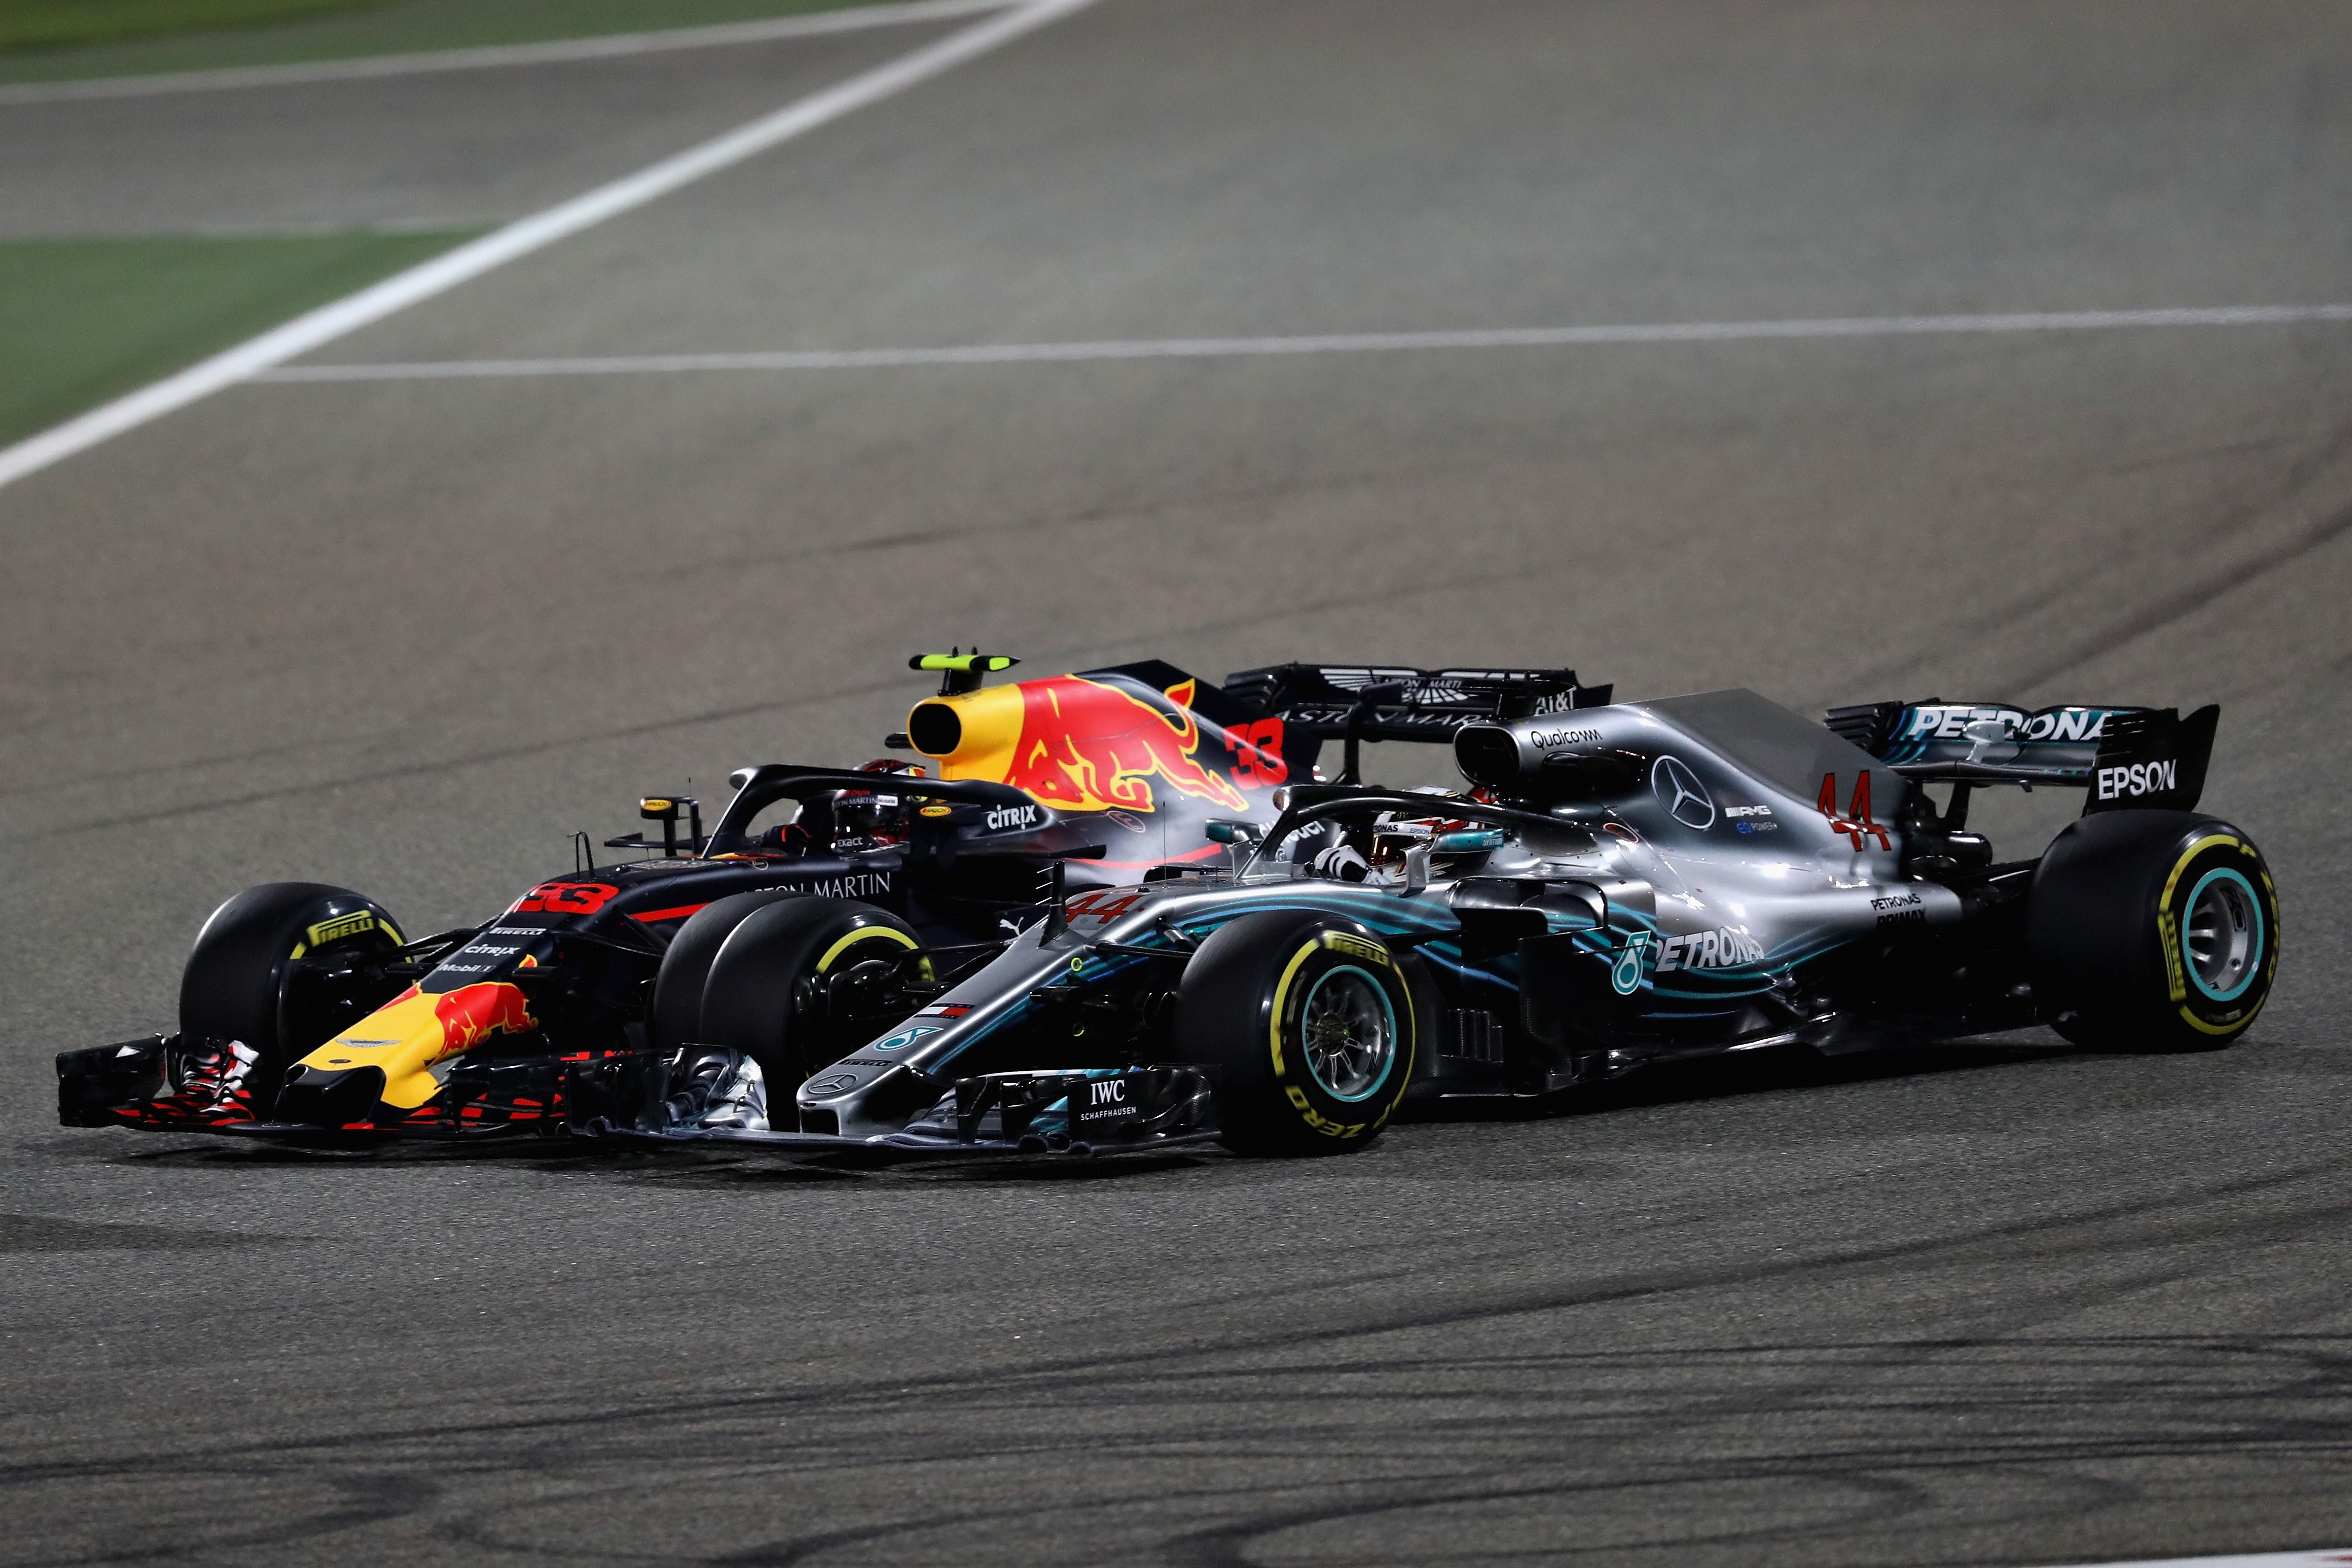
[907,684,1025,778]
[274,1064,388,1126]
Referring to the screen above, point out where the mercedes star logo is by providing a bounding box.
[1651,754,1716,829]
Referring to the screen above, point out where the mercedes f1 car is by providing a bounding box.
[555,682,2276,1158]
[56,654,1587,1143]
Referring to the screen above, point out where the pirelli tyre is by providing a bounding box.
[1175,908,1424,1156]
[179,882,406,1093]
[2026,810,2279,1052]
[692,897,928,1103]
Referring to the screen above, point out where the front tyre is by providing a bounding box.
[2026,810,2280,1052]
[179,882,406,1095]
[1175,909,1420,1156]
[696,897,927,1104]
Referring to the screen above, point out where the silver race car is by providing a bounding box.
[568,675,2276,1158]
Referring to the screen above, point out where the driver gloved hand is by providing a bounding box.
[1311,843,1372,882]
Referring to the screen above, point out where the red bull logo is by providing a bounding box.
[915,674,1252,814]
[432,982,538,1052]
[1004,676,1250,814]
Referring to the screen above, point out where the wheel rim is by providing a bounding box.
[2182,867,2262,1003]
[1299,965,1396,1102]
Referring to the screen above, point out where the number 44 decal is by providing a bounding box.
[1817,773,1891,851]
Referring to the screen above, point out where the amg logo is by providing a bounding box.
[2096,759,2178,801]
[1655,927,1763,973]
[986,803,1042,832]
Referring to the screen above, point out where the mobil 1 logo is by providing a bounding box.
[1070,1073,1142,1141]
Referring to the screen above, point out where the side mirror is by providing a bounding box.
[1204,820,1264,845]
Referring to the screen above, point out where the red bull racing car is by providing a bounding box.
[57,655,1583,1144]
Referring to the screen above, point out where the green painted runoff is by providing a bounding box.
[0,0,903,81]
[0,231,478,450]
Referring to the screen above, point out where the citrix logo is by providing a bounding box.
[986,803,1042,831]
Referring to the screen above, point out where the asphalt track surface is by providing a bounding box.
[5,3,2352,1564]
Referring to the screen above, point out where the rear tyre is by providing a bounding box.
[179,882,405,1094]
[649,890,810,1054]
[696,898,927,1104]
[1174,909,1421,1156]
[2026,810,2279,1053]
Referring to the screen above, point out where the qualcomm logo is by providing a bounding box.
[1650,755,1715,830]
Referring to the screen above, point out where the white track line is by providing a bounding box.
[0,0,1097,496]
[2041,1552,2352,1568]
[250,303,2352,382]
[0,0,1013,105]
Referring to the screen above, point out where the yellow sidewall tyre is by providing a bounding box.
[2026,810,2279,1053]
[1175,908,1420,1156]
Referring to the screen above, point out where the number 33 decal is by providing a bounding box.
[1226,717,1287,786]
[515,881,617,915]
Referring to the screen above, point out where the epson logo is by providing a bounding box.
[1528,727,1603,751]
[2097,759,2178,801]
[986,803,1042,832]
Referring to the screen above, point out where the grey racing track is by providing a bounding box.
[5,2,2352,1564]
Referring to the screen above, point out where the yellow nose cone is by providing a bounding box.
[907,683,1025,780]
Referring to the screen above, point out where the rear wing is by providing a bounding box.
[1824,699,2218,814]
[1225,664,1609,783]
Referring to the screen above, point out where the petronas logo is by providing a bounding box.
[1612,933,1652,996]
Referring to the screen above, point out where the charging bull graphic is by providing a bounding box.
[432,982,538,1052]
[917,674,1253,814]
